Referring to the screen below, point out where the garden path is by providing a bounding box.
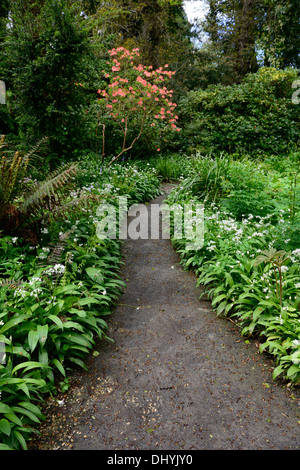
[30,184,300,451]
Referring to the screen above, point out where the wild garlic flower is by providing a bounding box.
[45,264,66,275]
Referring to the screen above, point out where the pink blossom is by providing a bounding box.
[136,76,147,87]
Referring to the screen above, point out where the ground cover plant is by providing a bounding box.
[1,0,300,451]
[165,152,300,386]
[0,153,160,450]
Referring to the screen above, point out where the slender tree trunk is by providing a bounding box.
[235,0,258,77]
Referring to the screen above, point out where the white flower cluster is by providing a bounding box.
[45,264,66,275]
[38,247,50,260]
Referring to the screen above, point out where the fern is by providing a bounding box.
[19,162,78,215]
[0,137,47,217]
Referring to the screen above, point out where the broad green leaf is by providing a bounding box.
[0,315,27,334]
[77,298,102,306]
[48,314,64,330]
[11,406,41,424]
[18,402,44,419]
[12,361,50,375]
[212,294,227,306]
[0,443,13,450]
[287,364,299,378]
[0,404,12,414]
[13,429,27,450]
[52,358,66,377]
[63,321,84,332]
[28,330,39,352]
[86,267,104,284]
[4,413,22,427]
[37,324,48,345]
[0,419,11,436]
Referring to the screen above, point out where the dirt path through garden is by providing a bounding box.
[30,184,300,451]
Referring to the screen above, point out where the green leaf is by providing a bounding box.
[0,404,12,414]
[212,294,227,306]
[12,361,50,375]
[48,314,64,330]
[37,324,48,345]
[0,443,13,450]
[52,358,66,377]
[0,314,27,334]
[11,406,41,424]
[4,413,22,427]
[63,321,84,332]
[287,364,299,378]
[13,429,27,450]
[77,297,102,307]
[28,330,39,353]
[0,419,11,436]
[18,402,43,419]
[273,365,284,380]
[86,267,104,284]
[68,357,88,370]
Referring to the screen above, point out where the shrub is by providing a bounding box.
[179,67,300,156]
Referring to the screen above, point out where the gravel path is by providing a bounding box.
[30,184,300,451]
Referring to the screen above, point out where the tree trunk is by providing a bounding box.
[235,0,258,77]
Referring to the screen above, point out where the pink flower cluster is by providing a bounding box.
[97,47,180,135]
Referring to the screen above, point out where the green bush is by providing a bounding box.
[179,67,300,156]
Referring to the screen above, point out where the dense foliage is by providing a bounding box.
[179,67,300,155]
[0,156,160,449]
[161,152,300,384]
[0,0,299,451]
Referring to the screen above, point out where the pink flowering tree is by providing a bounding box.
[97,47,180,166]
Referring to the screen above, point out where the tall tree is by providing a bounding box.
[89,0,192,69]
[257,0,300,68]
[3,0,94,162]
[202,0,259,81]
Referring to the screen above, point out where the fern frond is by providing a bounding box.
[43,193,104,221]
[19,162,78,214]
[0,278,23,289]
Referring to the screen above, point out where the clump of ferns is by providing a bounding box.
[0,135,100,245]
